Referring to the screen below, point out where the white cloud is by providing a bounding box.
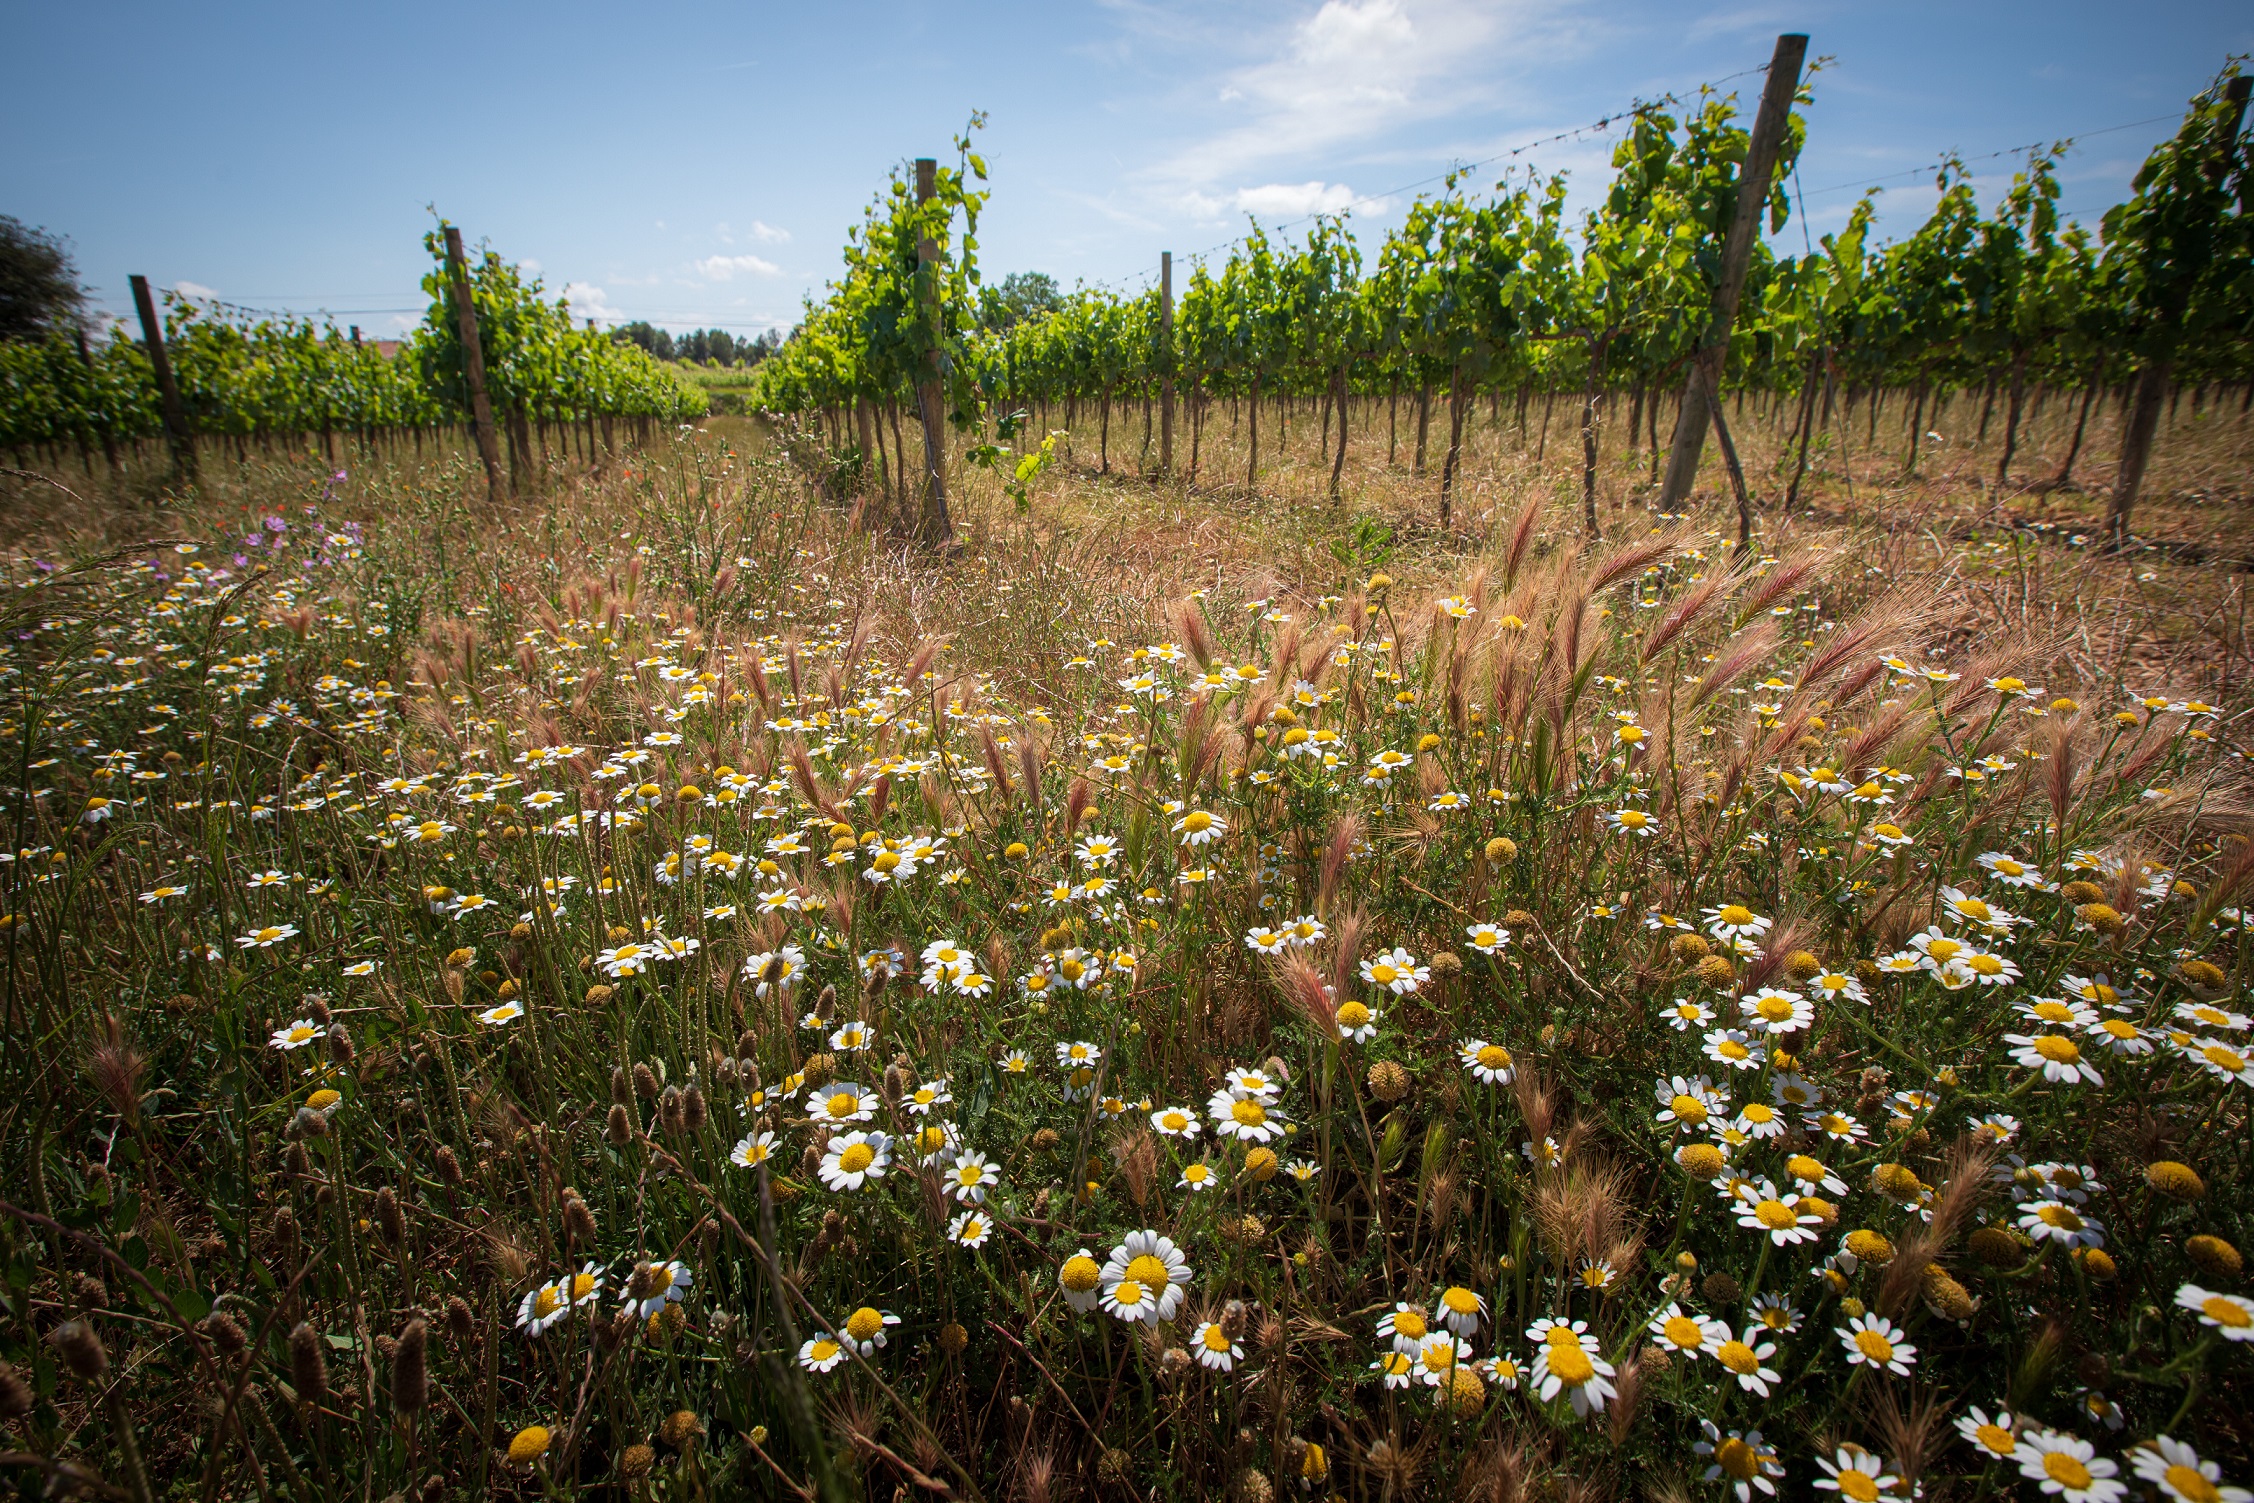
[519,257,543,274]
[563,282,624,327]
[716,220,791,246]
[174,280,219,300]
[694,253,783,281]
[1229,180,1372,217]
[1144,0,1575,192]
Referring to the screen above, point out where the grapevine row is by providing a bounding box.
[756,65,2251,543]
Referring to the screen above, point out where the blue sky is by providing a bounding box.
[5,2,2247,338]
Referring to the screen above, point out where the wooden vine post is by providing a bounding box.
[1159,251,1174,477]
[129,275,196,484]
[443,226,506,504]
[914,157,955,545]
[2105,73,2251,547]
[1656,32,1808,511]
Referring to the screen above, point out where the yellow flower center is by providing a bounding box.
[1717,1040,1749,1061]
[1202,1325,1233,1352]
[2166,1466,2222,1503]
[1620,811,1647,828]
[1231,1099,1267,1127]
[1060,1255,1100,1292]
[1160,1111,1187,1131]
[1975,1424,2015,1456]
[1125,1254,1171,1287]
[2044,1455,2093,1490]
[1855,1329,1895,1362]
[2203,1296,2251,1328]
[1718,1340,1757,1374]
[1337,1001,1371,1027]
[1925,938,1962,963]
[1393,1311,1428,1341]
[1478,1045,1512,1070]
[1838,1472,1880,1503]
[2033,1036,2080,1064]
[837,1144,875,1174]
[1758,996,1794,1022]
[1755,1199,1798,1231]
[1788,1155,1824,1181]
[1955,897,1992,920]
[1716,1439,1757,1480]
[845,1307,884,1342]
[1743,1103,1775,1125]
[570,1274,596,1300]
[1182,811,1212,833]
[2204,1045,2247,1073]
[533,1287,560,1318]
[1968,955,2003,976]
[1671,1094,1707,1124]
[1718,905,1755,926]
[1370,963,1398,984]
[1442,1287,1477,1315]
[1112,1279,1148,1307]
[809,1338,840,1363]
[1547,1345,1593,1384]
[1663,1316,1705,1349]
[2032,1001,2074,1022]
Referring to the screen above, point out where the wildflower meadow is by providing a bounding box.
[1,425,2249,1503]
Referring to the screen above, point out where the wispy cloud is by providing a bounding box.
[1141,0,1580,194]
[563,282,624,326]
[1179,180,1389,221]
[1683,2,1821,45]
[693,253,783,281]
[717,220,791,245]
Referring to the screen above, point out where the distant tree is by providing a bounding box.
[978,271,1063,331]
[0,216,87,342]
[612,321,676,361]
[745,328,783,365]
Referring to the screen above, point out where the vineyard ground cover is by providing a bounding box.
[4,407,2254,1499]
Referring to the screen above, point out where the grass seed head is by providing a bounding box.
[289,1322,327,1403]
[391,1318,429,1415]
[48,1320,106,1383]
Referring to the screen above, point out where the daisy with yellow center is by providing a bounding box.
[840,1305,899,1356]
[1377,1303,1431,1354]
[2014,1429,2122,1503]
[1814,1446,1900,1503]
[1098,1231,1191,1324]
[1647,1303,1727,1360]
[2176,1283,2254,1341]
[1058,1251,1103,1313]
[1714,1328,1782,1394]
[1837,1312,1916,1376]
[818,1130,892,1192]
[1460,1039,1517,1085]
[1191,1320,1243,1372]
[1955,1406,2021,1462]
[1695,1421,1784,1503]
